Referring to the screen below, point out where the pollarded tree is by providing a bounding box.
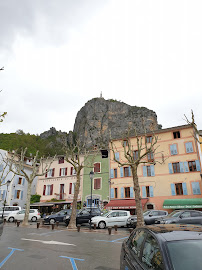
[184,110,202,144]
[3,148,55,226]
[0,66,7,123]
[110,128,164,228]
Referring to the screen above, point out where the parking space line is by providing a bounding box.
[60,256,84,270]
[0,248,24,269]
[21,238,76,246]
[95,236,128,243]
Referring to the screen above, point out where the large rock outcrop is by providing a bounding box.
[73,98,161,148]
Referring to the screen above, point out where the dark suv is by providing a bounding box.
[127,210,168,227]
[65,208,101,226]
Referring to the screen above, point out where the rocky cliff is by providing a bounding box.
[73,98,161,148]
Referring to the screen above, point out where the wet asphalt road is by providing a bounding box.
[0,223,130,270]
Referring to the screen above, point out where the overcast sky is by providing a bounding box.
[0,0,201,135]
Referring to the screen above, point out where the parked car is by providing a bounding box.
[127,210,168,227]
[91,210,131,229]
[65,207,101,226]
[155,209,202,225]
[0,206,21,218]
[44,209,73,224]
[0,216,3,237]
[6,209,40,222]
[120,224,202,270]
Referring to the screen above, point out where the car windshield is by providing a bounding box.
[167,240,202,270]
[167,211,182,217]
[102,212,111,217]
[143,211,151,216]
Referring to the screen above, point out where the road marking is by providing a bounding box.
[60,256,84,270]
[21,238,76,246]
[0,248,24,268]
[95,236,128,243]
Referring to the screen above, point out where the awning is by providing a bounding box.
[163,199,202,209]
[30,202,54,207]
[105,199,148,210]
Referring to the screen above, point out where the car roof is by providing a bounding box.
[141,224,202,242]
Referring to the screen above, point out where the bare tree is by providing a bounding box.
[3,148,55,226]
[0,154,15,187]
[184,110,202,144]
[0,66,7,122]
[110,128,164,228]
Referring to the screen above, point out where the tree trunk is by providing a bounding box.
[132,166,144,227]
[22,179,32,226]
[68,173,80,229]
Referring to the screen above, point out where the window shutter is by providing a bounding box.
[59,169,61,176]
[14,190,17,199]
[3,190,6,200]
[70,167,73,175]
[69,183,72,194]
[173,144,178,155]
[22,178,25,185]
[110,169,114,178]
[120,167,124,177]
[121,187,124,198]
[115,152,119,161]
[65,168,67,176]
[184,162,189,172]
[149,186,154,197]
[50,184,53,195]
[143,166,147,177]
[171,184,176,196]
[192,182,197,195]
[130,187,134,198]
[179,162,184,173]
[182,183,188,195]
[52,168,55,177]
[195,182,201,195]
[150,165,155,176]
[21,191,23,200]
[72,183,75,194]
[45,170,47,178]
[195,160,201,171]
[43,185,46,196]
[189,142,193,152]
[128,167,132,177]
[168,163,173,174]
[185,142,190,153]
[170,145,174,155]
[111,188,114,199]
[142,186,146,198]
[94,179,97,189]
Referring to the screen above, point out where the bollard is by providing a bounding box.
[77,225,81,232]
[56,221,59,227]
[17,221,20,227]
[108,227,112,235]
[114,225,118,231]
[3,219,6,224]
[51,224,55,230]
[14,219,17,224]
[42,220,45,225]
[93,224,96,230]
[37,222,40,229]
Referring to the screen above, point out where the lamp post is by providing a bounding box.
[89,171,94,229]
[2,180,11,219]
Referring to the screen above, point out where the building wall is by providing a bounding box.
[109,125,202,211]
[37,156,84,205]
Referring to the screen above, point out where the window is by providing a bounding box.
[175,183,183,195]
[109,212,119,217]
[114,188,118,198]
[43,184,53,196]
[130,230,147,257]
[147,152,154,162]
[172,162,180,173]
[114,152,119,161]
[70,167,76,175]
[142,233,164,270]
[146,136,152,143]
[124,167,130,177]
[147,166,151,176]
[69,183,75,194]
[143,165,155,177]
[94,163,101,173]
[188,161,197,172]
[114,169,117,178]
[173,131,180,139]
[191,211,202,217]
[18,177,22,185]
[170,144,178,155]
[185,142,194,153]
[119,211,127,216]
[146,186,150,197]
[142,186,154,198]
[125,187,130,198]
[192,182,201,195]
[58,157,64,164]
[94,178,101,190]
[134,150,138,160]
[101,150,108,158]
[47,168,55,177]
[123,140,128,147]
[60,167,67,176]
[16,190,20,199]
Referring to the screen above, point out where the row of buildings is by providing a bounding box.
[1,124,202,214]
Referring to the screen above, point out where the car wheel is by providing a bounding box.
[49,218,56,224]
[8,217,14,222]
[31,216,37,222]
[98,221,106,229]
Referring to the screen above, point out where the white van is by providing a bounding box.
[0,206,21,218]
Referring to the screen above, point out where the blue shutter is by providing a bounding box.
[189,142,193,152]
[14,190,17,199]
[120,167,124,177]
[149,186,154,197]
[128,167,131,176]
[192,182,197,195]
[184,162,189,172]
[170,144,177,155]
[185,142,190,153]
[110,169,114,179]
[110,188,114,199]
[170,145,174,155]
[150,165,155,176]
[121,187,124,198]
[195,160,201,171]
[182,183,188,195]
[22,178,25,185]
[179,162,184,173]
[168,163,173,174]
[130,187,134,198]
[142,186,146,198]
[2,190,6,200]
[21,191,23,200]
[115,152,119,161]
[171,184,176,196]
[143,166,147,177]
[195,182,201,195]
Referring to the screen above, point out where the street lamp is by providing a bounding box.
[2,180,11,219]
[89,171,94,229]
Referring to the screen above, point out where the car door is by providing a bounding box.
[77,209,90,224]
[177,211,192,224]
[190,211,202,225]
[145,211,160,225]
[15,210,25,220]
[107,211,119,227]
[118,211,129,226]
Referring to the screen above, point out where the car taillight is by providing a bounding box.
[37,213,40,215]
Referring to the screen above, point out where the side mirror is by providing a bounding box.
[149,214,153,217]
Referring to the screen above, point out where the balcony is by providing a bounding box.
[54,193,66,200]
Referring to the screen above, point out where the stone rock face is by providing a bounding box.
[73,98,161,148]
